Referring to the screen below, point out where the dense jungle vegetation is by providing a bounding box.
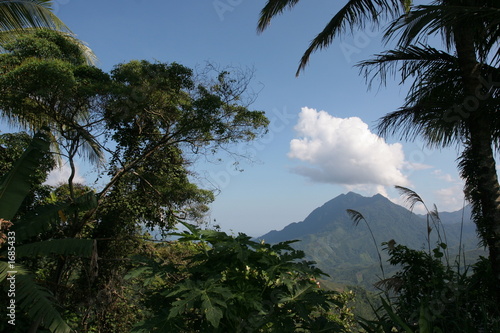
[1,1,499,332]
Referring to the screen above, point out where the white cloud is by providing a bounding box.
[432,169,455,183]
[288,107,410,187]
[405,162,433,171]
[434,185,465,212]
[45,164,85,187]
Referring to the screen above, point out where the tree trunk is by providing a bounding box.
[453,7,500,304]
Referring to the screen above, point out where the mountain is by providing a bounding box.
[258,192,482,289]
[417,204,473,225]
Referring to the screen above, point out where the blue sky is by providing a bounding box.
[40,0,467,236]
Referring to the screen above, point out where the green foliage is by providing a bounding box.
[0,130,50,221]
[362,242,500,332]
[353,196,500,332]
[15,238,94,258]
[2,28,85,65]
[99,59,267,231]
[106,60,268,151]
[0,28,270,332]
[13,191,97,241]
[130,223,351,332]
[0,1,70,36]
[0,261,72,333]
[0,29,109,164]
[0,132,98,333]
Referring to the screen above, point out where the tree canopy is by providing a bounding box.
[0,30,271,332]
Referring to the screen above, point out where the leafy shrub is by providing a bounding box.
[129,223,354,332]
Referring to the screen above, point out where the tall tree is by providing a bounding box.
[0,30,270,331]
[357,1,500,302]
[0,29,110,195]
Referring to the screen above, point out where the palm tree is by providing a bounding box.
[258,0,500,302]
[357,2,500,302]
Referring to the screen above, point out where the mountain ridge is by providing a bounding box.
[257,192,481,288]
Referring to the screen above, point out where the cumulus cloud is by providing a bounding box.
[45,164,85,186]
[288,107,409,186]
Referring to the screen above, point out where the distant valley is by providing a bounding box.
[257,192,484,289]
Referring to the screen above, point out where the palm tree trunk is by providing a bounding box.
[453,18,500,303]
[465,125,500,297]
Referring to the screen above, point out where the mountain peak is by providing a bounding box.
[259,191,406,243]
[344,191,363,198]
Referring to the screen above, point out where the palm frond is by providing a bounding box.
[429,204,440,223]
[0,261,72,333]
[74,127,105,166]
[347,208,385,279]
[385,4,500,65]
[295,0,406,76]
[257,0,300,33]
[0,0,70,33]
[357,45,500,148]
[358,44,458,88]
[457,144,491,246]
[61,32,97,66]
[374,276,403,293]
[258,0,407,76]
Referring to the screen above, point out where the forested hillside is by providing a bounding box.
[260,192,483,288]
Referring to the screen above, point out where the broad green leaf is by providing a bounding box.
[204,303,224,328]
[13,238,94,258]
[0,131,50,221]
[0,261,72,333]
